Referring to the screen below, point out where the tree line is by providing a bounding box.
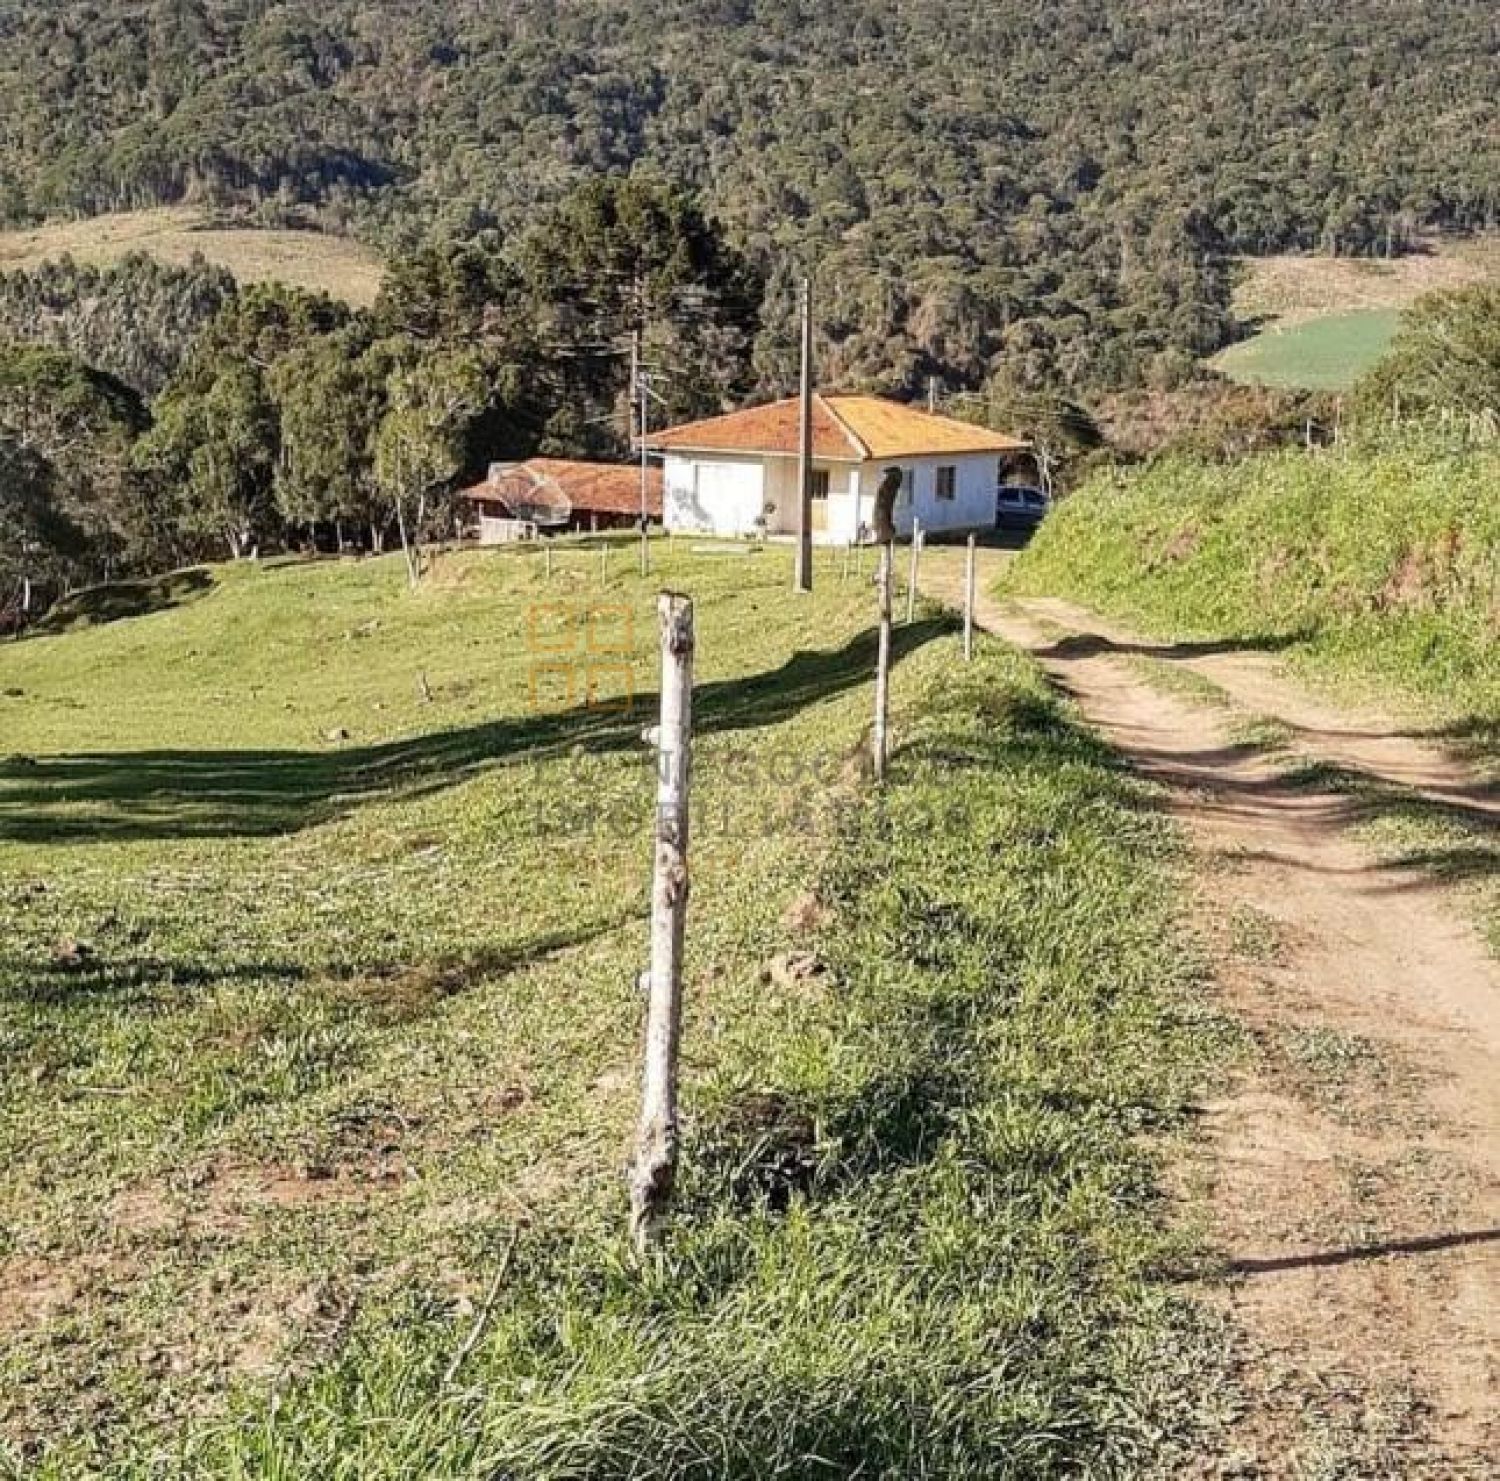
[1,177,760,618]
[0,1,1494,397]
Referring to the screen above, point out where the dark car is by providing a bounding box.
[995,484,1050,531]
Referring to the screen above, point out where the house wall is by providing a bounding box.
[663,453,766,536]
[663,448,1001,542]
[764,457,863,539]
[871,451,1002,538]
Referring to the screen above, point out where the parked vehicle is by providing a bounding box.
[995,484,1050,530]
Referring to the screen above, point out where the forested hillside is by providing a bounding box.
[1,0,1495,393]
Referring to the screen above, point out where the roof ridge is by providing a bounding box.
[815,392,871,459]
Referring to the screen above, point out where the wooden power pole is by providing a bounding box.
[633,327,650,578]
[629,593,695,1251]
[794,275,814,593]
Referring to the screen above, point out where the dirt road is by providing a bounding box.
[922,546,1499,1476]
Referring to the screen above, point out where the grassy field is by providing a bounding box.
[0,543,1224,1475]
[0,208,383,306]
[1211,308,1399,389]
[1212,234,1500,390]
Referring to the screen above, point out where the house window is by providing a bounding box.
[810,469,830,500]
[936,465,957,500]
[899,468,914,504]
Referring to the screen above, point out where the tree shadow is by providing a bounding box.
[1,618,953,844]
[1034,627,1311,662]
[33,568,217,635]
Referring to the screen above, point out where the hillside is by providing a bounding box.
[1211,235,1500,390]
[0,207,384,306]
[0,0,1495,394]
[0,542,1221,1473]
[1006,436,1500,727]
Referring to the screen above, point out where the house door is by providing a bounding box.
[810,468,830,532]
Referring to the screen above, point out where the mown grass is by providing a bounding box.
[1,543,1225,1475]
[1211,308,1399,390]
[1007,436,1500,738]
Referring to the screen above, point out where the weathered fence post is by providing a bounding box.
[630,593,695,1252]
[905,519,921,624]
[873,543,893,782]
[599,543,608,583]
[544,543,553,581]
[963,533,976,662]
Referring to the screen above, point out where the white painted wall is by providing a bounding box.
[663,454,767,536]
[874,452,1002,537]
[663,449,1001,542]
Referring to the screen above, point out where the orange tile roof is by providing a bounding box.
[645,396,864,459]
[826,395,1030,457]
[646,393,1028,460]
[459,458,661,518]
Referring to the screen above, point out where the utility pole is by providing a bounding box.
[633,326,650,577]
[794,275,814,594]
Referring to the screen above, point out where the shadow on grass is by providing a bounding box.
[33,567,218,635]
[1033,627,1311,663]
[1,618,954,844]
[7,911,643,1017]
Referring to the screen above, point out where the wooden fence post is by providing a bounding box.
[544,543,553,581]
[905,519,921,624]
[963,533,976,662]
[629,593,695,1251]
[599,544,608,583]
[873,543,893,782]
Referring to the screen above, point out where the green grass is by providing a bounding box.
[1,543,1226,1475]
[1007,437,1500,733]
[1212,308,1399,389]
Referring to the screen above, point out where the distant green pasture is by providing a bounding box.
[1212,308,1399,390]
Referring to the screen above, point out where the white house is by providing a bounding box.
[646,393,1030,543]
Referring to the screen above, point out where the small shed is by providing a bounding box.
[460,458,664,543]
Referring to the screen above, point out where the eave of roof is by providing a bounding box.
[645,393,1029,461]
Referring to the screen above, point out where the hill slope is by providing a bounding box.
[0,543,1221,1473]
[0,1,1495,391]
[1007,437,1500,727]
[1211,236,1500,390]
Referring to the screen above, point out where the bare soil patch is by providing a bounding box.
[1229,235,1500,327]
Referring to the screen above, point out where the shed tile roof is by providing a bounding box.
[646,394,1028,460]
[459,458,662,518]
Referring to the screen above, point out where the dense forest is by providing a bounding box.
[0,0,1495,396]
